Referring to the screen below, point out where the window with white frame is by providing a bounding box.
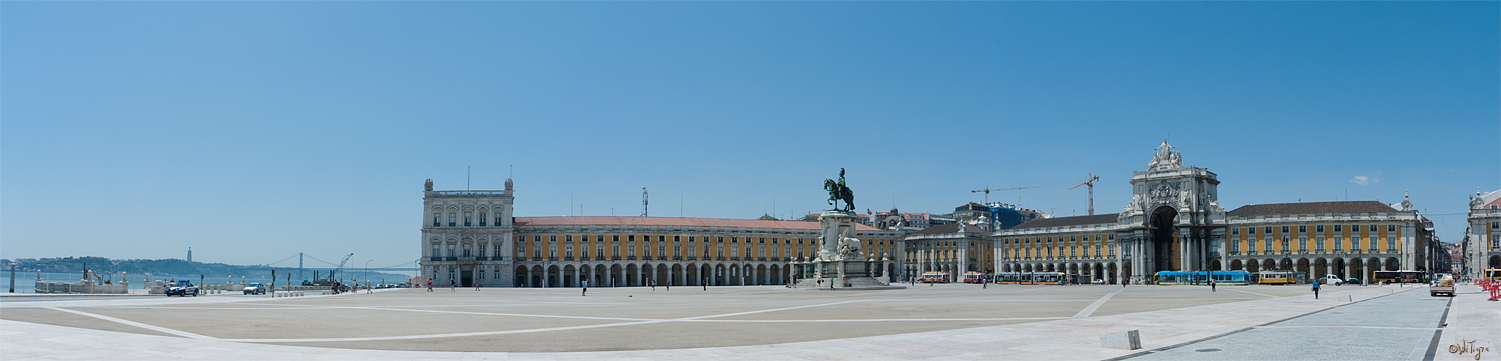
[1333,236,1342,252]
[448,213,456,227]
[1387,236,1397,251]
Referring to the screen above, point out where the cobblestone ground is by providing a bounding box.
[1120,288,1451,361]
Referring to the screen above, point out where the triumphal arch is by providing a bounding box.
[1115,141,1227,280]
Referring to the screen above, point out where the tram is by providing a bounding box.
[992,272,1077,285]
[921,271,951,284]
[1255,271,1305,285]
[962,271,987,284]
[1154,271,1252,285]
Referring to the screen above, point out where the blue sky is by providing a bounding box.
[3,2,1497,268]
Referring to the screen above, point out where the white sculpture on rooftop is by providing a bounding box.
[1147,139,1183,171]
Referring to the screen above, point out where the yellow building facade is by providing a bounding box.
[418,178,903,288]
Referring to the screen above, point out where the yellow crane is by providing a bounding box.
[971,186,1038,205]
[1069,173,1100,215]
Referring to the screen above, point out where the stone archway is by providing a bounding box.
[1313,258,1327,279]
[1489,255,1501,269]
[1229,259,1243,271]
[1149,206,1180,273]
[514,266,529,287]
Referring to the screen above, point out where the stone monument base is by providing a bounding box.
[791,258,899,289]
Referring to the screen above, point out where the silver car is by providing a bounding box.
[243,283,267,295]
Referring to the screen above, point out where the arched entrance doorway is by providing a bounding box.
[1149,206,1179,273]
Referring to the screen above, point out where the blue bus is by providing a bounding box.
[1155,270,1252,285]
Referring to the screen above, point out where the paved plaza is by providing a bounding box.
[0,283,1490,360]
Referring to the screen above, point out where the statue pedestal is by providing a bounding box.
[789,211,901,290]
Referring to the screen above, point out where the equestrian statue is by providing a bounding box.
[823,168,856,212]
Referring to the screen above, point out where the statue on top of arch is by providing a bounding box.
[1147,139,1183,171]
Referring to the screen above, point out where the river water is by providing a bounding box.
[4,270,412,294]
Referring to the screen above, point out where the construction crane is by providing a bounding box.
[1069,173,1100,215]
[971,186,1038,205]
[325,253,353,283]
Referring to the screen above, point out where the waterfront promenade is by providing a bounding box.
[0,283,1486,360]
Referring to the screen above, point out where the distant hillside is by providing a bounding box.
[1,256,409,281]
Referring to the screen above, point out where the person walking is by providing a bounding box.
[1311,279,1321,299]
[475,281,481,291]
[982,276,988,289]
[1209,278,1216,292]
[701,276,708,291]
[367,281,373,294]
[650,279,656,291]
[426,279,433,292]
[581,280,588,296]
[450,278,456,292]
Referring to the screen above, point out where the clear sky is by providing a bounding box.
[3,2,1497,269]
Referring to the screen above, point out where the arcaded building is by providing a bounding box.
[419,178,904,288]
[1466,189,1501,275]
[995,141,1433,283]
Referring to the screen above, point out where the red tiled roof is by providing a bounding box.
[1011,214,1119,229]
[1227,201,1398,217]
[514,216,882,231]
[1485,197,1501,209]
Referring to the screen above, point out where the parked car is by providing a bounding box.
[1345,278,1361,285]
[243,283,267,295]
[1321,275,1344,286]
[166,281,198,297]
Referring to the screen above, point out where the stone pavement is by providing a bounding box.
[1119,287,1447,360]
[0,284,1443,360]
[1435,282,1500,361]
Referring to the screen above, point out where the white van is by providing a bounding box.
[1321,274,1344,286]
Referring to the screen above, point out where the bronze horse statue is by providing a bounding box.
[824,168,855,212]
